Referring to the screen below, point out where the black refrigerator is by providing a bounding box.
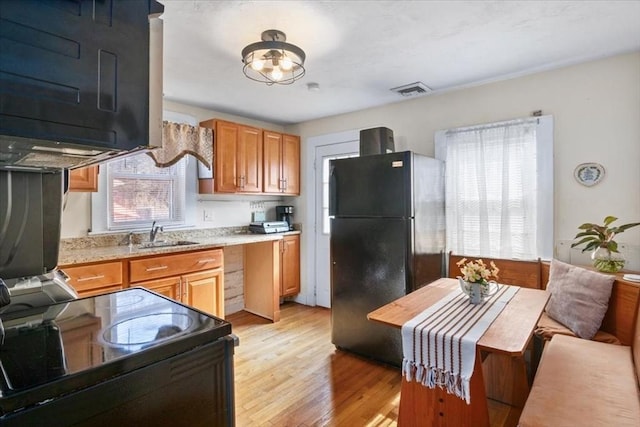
[329,151,445,366]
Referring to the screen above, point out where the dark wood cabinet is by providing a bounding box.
[0,0,162,151]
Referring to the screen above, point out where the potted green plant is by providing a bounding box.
[571,216,640,273]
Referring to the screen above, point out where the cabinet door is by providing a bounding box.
[0,0,159,152]
[69,166,99,192]
[237,125,263,193]
[134,276,181,301]
[61,261,124,297]
[282,134,300,195]
[214,120,239,193]
[183,269,224,318]
[281,235,300,297]
[263,130,283,193]
[129,249,223,283]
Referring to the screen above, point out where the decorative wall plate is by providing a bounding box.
[574,163,605,187]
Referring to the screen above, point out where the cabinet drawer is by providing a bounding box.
[129,249,223,282]
[61,262,123,293]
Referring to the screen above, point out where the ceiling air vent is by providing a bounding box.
[390,82,432,97]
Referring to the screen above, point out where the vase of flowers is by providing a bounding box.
[456,258,500,304]
[571,216,640,273]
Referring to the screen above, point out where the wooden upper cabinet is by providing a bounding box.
[282,134,300,195]
[199,119,262,194]
[198,118,299,195]
[69,166,99,192]
[263,130,284,193]
[238,125,263,193]
[263,131,300,195]
[214,120,239,193]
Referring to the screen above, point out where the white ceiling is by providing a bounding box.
[160,0,640,125]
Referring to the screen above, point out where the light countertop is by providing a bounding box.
[58,230,300,265]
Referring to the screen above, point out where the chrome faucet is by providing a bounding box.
[149,221,163,242]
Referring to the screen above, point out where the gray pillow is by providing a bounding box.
[545,259,615,339]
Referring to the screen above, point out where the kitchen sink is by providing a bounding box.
[138,240,199,249]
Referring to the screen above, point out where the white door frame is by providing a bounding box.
[301,129,359,306]
[313,141,359,308]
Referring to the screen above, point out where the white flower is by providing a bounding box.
[456,258,500,284]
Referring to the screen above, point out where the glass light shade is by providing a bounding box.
[280,56,293,71]
[271,67,283,81]
[250,59,264,71]
[241,29,306,85]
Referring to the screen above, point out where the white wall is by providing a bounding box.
[61,53,640,308]
[286,52,640,305]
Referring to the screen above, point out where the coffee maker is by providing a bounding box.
[276,206,294,231]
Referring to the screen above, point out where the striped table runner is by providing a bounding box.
[401,284,520,404]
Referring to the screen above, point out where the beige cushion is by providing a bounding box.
[535,312,621,345]
[519,334,640,427]
[545,259,615,339]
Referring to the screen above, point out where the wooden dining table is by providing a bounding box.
[367,278,550,427]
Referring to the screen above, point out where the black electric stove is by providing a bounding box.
[0,287,235,427]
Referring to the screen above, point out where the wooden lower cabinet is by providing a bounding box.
[281,235,300,297]
[183,269,224,317]
[61,249,225,318]
[129,249,225,318]
[59,261,124,298]
[132,269,224,318]
[243,234,300,322]
[134,276,181,301]
[244,240,281,322]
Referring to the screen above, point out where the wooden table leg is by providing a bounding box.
[398,351,490,427]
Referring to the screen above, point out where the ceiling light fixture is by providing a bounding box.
[241,29,306,85]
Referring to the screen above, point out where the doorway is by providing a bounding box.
[314,141,359,308]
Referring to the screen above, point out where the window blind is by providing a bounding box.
[107,153,186,230]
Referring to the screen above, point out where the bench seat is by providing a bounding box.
[535,311,621,344]
[519,334,640,426]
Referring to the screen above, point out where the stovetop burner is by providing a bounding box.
[101,312,193,348]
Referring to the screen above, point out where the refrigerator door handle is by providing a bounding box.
[328,162,337,216]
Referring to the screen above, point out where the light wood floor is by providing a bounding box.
[228,302,520,427]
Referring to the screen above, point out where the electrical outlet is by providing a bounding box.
[203,209,214,222]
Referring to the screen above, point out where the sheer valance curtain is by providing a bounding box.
[435,116,554,260]
[147,121,213,169]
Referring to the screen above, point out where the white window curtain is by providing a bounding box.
[435,117,553,260]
